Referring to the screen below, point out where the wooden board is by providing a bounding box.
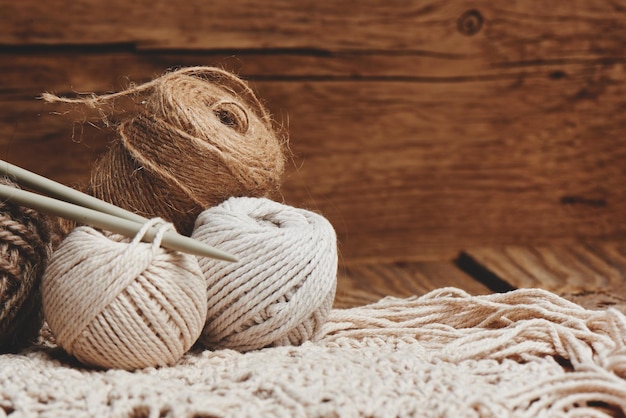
[2,0,626,56]
[2,57,626,262]
[334,261,489,308]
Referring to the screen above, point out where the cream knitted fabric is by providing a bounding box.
[2,288,626,417]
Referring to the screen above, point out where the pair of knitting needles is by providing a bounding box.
[0,159,237,262]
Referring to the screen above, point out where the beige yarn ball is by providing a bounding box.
[41,221,207,370]
[191,197,338,352]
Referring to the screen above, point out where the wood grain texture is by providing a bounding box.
[461,242,626,292]
[334,261,489,308]
[2,59,626,262]
[1,1,626,263]
[2,0,626,55]
[459,242,626,312]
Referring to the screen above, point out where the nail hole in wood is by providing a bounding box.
[549,70,567,80]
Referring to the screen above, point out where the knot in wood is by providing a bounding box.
[457,9,484,36]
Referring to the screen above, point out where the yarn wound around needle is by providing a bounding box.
[41,219,207,370]
[0,178,58,352]
[192,197,338,352]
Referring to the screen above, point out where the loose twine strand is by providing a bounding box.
[42,67,273,127]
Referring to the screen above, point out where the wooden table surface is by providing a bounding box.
[334,240,626,314]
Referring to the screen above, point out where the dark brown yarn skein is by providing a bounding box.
[0,179,57,352]
[44,67,286,235]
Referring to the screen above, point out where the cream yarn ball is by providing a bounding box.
[41,220,207,370]
[191,197,338,351]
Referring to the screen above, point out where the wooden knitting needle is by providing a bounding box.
[0,161,237,262]
[0,159,147,224]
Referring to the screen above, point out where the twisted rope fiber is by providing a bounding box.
[192,197,338,351]
[3,288,626,416]
[0,178,58,352]
[41,219,207,370]
[43,67,286,236]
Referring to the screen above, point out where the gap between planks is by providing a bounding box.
[335,240,626,313]
[457,240,626,313]
[334,260,490,309]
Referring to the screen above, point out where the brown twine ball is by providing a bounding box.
[41,220,207,370]
[0,179,57,352]
[43,66,286,236]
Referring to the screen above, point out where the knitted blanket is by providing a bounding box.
[2,288,626,417]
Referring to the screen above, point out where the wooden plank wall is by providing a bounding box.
[1,0,626,265]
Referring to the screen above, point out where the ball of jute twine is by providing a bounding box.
[41,219,207,370]
[191,197,337,352]
[43,66,286,236]
[0,178,58,352]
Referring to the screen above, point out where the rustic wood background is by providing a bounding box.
[1,0,626,268]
